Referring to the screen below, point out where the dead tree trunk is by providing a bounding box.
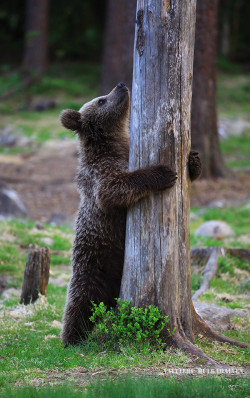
[22,0,49,81]
[20,244,50,305]
[191,0,228,178]
[120,0,249,359]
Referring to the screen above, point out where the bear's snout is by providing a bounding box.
[117,82,128,92]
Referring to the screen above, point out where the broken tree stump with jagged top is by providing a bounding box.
[20,244,50,304]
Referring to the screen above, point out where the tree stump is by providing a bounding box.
[20,244,50,305]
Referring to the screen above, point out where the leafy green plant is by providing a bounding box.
[89,299,171,349]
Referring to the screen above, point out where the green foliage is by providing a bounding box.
[90,299,170,349]
[198,330,250,364]
[190,204,250,249]
[201,206,249,235]
[220,130,250,170]
[0,219,73,287]
[0,70,22,93]
[217,56,242,73]
[218,254,249,277]
[217,74,250,117]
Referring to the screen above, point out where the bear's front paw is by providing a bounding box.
[188,150,202,181]
[153,165,178,190]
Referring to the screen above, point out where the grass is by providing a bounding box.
[198,330,250,365]
[190,203,250,248]
[0,63,100,145]
[190,205,250,310]
[0,219,73,287]
[0,289,189,391]
[217,73,250,118]
[0,202,248,392]
[0,63,249,178]
[0,65,249,393]
[220,129,250,170]
[0,218,190,392]
[0,287,189,373]
[1,377,249,398]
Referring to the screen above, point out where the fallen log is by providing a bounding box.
[192,247,224,300]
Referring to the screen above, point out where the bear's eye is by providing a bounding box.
[98,98,106,106]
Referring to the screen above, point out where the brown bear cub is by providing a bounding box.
[60,83,201,345]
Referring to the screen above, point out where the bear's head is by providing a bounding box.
[60,83,130,141]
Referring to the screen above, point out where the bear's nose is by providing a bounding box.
[117,82,126,89]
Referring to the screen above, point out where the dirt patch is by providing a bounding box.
[191,175,250,208]
[0,140,79,222]
[26,363,250,388]
[1,141,250,222]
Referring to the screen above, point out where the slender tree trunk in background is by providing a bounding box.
[219,0,230,58]
[120,0,249,358]
[191,0,228,178]
[100,0,136,94]
[22,0,49,81]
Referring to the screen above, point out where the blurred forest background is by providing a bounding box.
[0,0,250,220]
[1,0,250,68]
[0,2,250,394]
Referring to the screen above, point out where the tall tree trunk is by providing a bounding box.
[191,0,227,178]
[219,0,230,58]
[100,0,137,94]
[22,0,49,81]
[120,0,249,359]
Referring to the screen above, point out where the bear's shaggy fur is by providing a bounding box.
[60,83,201,345]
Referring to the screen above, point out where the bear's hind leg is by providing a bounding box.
[61,271,111,346]
[61,293,92,346]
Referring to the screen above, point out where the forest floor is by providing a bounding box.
[0,64,249,396]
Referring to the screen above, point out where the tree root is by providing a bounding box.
[192,304,250,348]
[192,247,223,300]
[171,330,221,366]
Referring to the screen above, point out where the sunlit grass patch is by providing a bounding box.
[197,331,250,365]
[217,73,250,118]
[0,63,100,148]
[0,289,189,391]
[0,219,73,288]
[190,204,250,249]
[220,129,250,170]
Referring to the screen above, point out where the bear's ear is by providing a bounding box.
[60,109,81,131]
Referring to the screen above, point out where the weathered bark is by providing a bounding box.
[20,244,50,305]
[120,0,198,349]
[191,0,228,178]
[100,0,137,94]
[120,0,249,359]
[22,0,49,80]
